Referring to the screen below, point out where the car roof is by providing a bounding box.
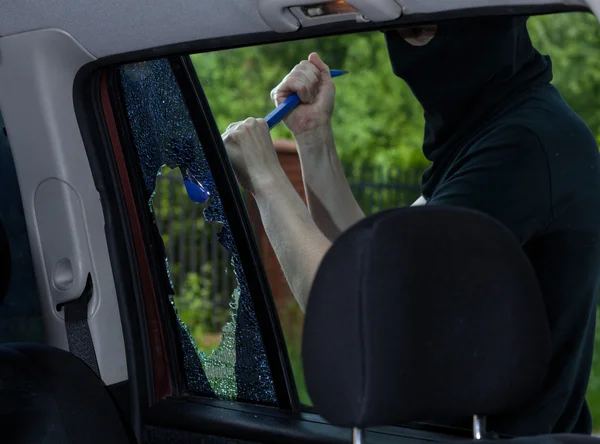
[0,0,590,59]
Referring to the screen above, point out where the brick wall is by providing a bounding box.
[246,139,305,315]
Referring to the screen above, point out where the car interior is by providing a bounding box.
[0,0,599,443]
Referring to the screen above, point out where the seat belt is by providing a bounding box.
[61,274,101,377]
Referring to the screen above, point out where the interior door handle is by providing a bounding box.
[34,178,93,310]
[258,0,403,32]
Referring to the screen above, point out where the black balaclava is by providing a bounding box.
[384,17,553,198]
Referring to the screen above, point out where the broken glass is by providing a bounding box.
[119,59,276,405]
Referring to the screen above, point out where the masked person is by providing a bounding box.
[222,16,600,436]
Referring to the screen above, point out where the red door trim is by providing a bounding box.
[99,70,173,401]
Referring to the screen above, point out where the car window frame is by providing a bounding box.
[103,55,299,410]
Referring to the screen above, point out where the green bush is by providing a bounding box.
[174,264,230,342]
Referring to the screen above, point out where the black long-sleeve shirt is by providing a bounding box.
[427,83,600,436]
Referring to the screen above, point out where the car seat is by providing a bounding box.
[0,217,135,444]
[302,205,597,443]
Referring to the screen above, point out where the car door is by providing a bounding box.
[1,1,598,443]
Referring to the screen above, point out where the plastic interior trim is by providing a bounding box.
[0,28,127,385]
[258,0,402,32]
[0,0,588,57]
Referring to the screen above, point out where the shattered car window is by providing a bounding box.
[119,59,277,405]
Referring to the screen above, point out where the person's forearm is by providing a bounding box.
[254,174,332,311]
[294,125,365,241]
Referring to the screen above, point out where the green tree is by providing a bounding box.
[192,32,427,176]
[528,13,600,140]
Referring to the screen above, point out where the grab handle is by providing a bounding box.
[258,0,402,32]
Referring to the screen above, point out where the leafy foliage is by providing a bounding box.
[192,32,428,175]
[176,265,230,342]
[528,13,600,142]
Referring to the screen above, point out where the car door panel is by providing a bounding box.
[146,398,467,444]
[0,28,128,385]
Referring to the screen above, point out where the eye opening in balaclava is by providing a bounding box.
[396,24,438,46]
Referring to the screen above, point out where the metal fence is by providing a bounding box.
[153,166,423,330]
[152,173,235,330]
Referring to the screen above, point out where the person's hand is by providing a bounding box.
[270,52,335,136]
[222,118,285,194]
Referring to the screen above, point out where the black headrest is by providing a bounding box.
[0,218,10,304]
[302,206,551,428]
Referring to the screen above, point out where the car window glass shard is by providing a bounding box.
[119,59,276,405]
